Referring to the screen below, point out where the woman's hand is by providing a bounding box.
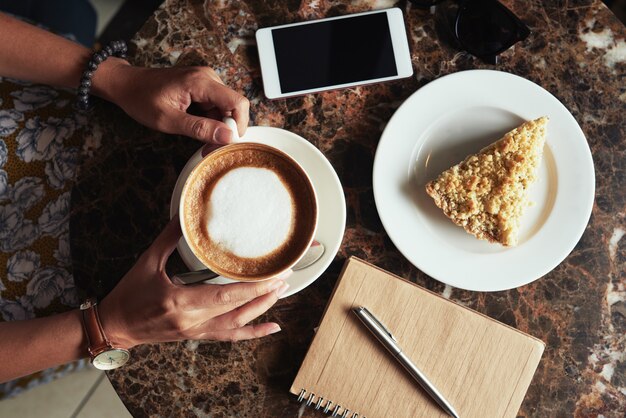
[0,14,249,143]
[98,217,290,348]
[93,59,250,144]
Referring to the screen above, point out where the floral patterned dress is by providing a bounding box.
[0,77,102,398]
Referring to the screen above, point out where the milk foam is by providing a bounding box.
[206,167,294,258]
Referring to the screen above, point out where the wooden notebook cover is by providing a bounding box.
[290,257,545,418]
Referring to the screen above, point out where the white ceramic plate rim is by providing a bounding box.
[170,126,346,298]
[373,69,595,292]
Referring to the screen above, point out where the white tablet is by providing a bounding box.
[255,8,413,99]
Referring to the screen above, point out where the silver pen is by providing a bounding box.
[352,306,460,418]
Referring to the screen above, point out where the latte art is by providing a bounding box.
[180,143,317,281]
[206,167,294,258]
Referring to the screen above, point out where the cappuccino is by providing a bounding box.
[181,143,317,281]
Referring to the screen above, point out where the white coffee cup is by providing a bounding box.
[178,119,318,281]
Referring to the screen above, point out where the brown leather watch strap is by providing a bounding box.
[81,300,112,357]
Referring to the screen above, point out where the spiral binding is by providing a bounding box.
[297,389,364,418]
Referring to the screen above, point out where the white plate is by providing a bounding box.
[170,126,346,298]
[373,70,595,292]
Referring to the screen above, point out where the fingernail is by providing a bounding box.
[268,324,281,334]
[213,127,232,144]
[268,279,284,292]
[276,283,290,297]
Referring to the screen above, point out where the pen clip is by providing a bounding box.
[358,306,398,342]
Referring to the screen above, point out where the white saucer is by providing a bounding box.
[170,126,346,298]
[373,70,595,292]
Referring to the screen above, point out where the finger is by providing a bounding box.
[231,101,249,138]
[275,269,293,279]
[149,217,183,265]
[190,80,249,137]
[172,112,234,144]
[197,67,225,85]
[186,102,215,117]
[181,277,285,316]
[208,282,289,330]
[201,322,281,342]
[189,104,224,121]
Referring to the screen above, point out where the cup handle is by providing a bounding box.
[172,269,220,285]
[222,117,241,142]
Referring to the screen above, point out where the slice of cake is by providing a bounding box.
[425,117,548,246]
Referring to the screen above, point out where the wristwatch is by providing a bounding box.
[80,298,130,370]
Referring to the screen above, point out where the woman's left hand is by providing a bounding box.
[93,59,249,144]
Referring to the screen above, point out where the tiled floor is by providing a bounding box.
[89,0,126,35]
[75,371,133,418]
[0,366,131,417]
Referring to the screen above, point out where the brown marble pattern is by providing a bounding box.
[69,0,626,416]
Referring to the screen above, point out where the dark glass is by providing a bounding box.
[408,0,444,6]
[455,0,530,63]
[409,0,530,63]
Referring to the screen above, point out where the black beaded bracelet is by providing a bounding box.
[76,40,128,110]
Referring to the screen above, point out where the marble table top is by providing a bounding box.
[69,0,626,416]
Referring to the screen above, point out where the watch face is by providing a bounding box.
[93,349,130,370]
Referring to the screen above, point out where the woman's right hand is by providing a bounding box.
[96,62,250,145]
[98,217,290,349]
